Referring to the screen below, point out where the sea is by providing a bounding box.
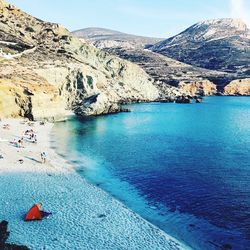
[51,97,250,250]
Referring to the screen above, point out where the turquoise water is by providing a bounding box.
[51,97,250,250]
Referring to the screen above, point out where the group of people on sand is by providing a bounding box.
[24,129,37,143]
[2,124,10,130]
[2,120,48,164]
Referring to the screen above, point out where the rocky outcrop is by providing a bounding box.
[223,78,250,95]
[178,80,217,96]
[0,78,68,121]
[0,0,161,120]
[175,96,192,104]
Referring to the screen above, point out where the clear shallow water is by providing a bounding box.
[51,97,250,250]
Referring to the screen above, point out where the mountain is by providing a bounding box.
[72,27,163,49]
[76,25,241,93]
[77,20,250,94]
[151,18,250,76]
[1,0,184,120]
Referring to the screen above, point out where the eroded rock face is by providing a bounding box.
[224,78,250,95]
[179,80,217,96]
[0,0,159,120]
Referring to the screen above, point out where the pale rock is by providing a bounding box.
[224,78,250,95]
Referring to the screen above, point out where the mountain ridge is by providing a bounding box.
[151,18,250,75]
[72,27,163,49]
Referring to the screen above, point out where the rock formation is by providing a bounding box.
[223,78,250,95]
[178,80,217,96]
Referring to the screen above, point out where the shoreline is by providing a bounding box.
[0,119,190,249]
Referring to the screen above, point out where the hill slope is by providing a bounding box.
[151,18,250,76]
[76,26,241,93]
[103,47,231,93]
[0,0,175,120]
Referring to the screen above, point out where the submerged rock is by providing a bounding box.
[175,96,192,104]
[194,96,203,103]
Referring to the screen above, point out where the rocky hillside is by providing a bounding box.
[78,20,250,95]
[79,28,237,93]
[0,0,179,120]
[151,19,250,76]
[103,47,232,90]
[72,27,163,49]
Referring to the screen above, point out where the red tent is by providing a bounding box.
[25,204,43,221]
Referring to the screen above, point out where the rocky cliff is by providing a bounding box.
[0,0,164,120]
[178,80,217,96]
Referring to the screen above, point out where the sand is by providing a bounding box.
[0,119,190,250]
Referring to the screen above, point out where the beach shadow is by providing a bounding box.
[0,220,29,249]
[24,156,41,164]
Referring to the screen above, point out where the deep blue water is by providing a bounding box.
[51,97,250,250]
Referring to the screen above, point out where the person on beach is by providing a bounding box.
[17,138,24,148]
[33,134,37,143]
[41,152,46,164]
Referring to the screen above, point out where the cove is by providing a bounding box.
[51,97,250,250]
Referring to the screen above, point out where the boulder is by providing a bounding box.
[175,96,192,104]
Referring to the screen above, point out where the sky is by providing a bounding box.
[7,0,250,38]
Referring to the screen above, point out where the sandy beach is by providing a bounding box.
[0,118,189,250]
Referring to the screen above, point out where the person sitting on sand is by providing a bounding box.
[10,139,19,148]
[17,139,24,148]
[41,152,46,164]
[24,129,34,136]
[33,134,37,143]
[25,203,52,221]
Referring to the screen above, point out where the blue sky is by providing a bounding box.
[7,0,250,38]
